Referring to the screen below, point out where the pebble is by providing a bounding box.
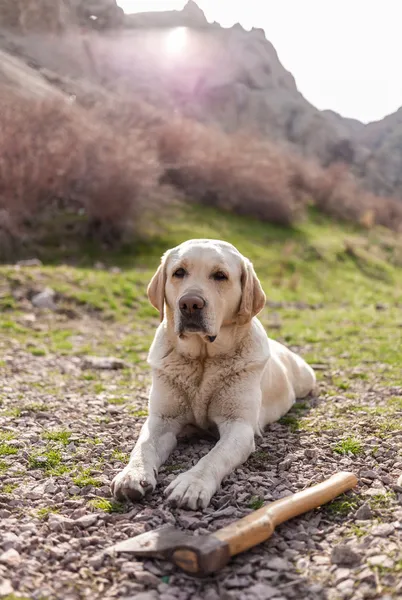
[0,548,21,566]
[368,555,394,568]
[31,287,57,310]
[371,523,394,537]
[355,504,373,520]
[331,545,361,566]
[266,557,289,570]
[82,356,128,370]
[397,473,402,487]
[0,580,14,596]
[134,570,161,586]
[75,514,98,528]
[248,583,278,599]
[1,532,21,551]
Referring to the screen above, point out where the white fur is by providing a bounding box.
[111,240,315,509]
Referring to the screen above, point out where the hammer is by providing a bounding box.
[109,471,357,576]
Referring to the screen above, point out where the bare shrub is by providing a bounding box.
[299,163,402,231]
[158,119,306,226]
[0,88,163,257]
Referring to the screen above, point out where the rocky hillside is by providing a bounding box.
[0,0,401,200]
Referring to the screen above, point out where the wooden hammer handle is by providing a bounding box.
[215,471,358,557]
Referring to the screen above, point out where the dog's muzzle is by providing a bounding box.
[178,292,206,334]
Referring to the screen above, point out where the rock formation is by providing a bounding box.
[0,0,402,200]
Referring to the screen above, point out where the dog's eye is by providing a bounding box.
[212,271,228,281]
[173,268,187,278]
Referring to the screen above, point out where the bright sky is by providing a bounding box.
[117,1,402,123]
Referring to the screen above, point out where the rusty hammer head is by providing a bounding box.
[109,526,230,575]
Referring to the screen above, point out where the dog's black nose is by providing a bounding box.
[179,294,205,316]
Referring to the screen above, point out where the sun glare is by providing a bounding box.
[165,27,188,55]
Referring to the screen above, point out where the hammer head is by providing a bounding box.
[109,526,230,575]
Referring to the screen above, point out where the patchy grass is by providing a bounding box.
[36,506,60,520]
[29,449,62,470]
[88,498,125,513]
[129,408,149,418]
[249,496,265,510]
[111,450,130,463]
[333,437,363,456]
[0,443,18,457]
[2,483,18,494]
[326,496,358,517]
[42,430,72,445]
[73,468,102,488]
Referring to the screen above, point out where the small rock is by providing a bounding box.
[312,555,329,565]
[82,356,128,370]
[336,578,354,592]
[134,570,160,586]
[371,523,394,537]
[368,555,394,568]
[360,470,377,479]
[44,480,58,494]
[1,532,20,551]
[355,504,373,520]
[75,514,98,528]
[248,583,278,599]
[331,544,361,566]
[358,568,375,583]
[0,580,14,596]
[335,568,350,583]
[397,473,402,487]
[304,448,318,460]
[0,548,21,566]
[48,514,74,531]
[31,287,57,310]
[129,594,158,600]
[17,258,42,267]
[266,557,289,570]
[364,487,387,497]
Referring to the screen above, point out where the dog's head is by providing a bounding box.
[147,239,265,342]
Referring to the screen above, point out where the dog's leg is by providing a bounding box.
[111,415,182,502]
[165,419,255,510]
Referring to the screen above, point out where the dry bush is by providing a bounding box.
[158,119,306,226]
[0,88,163,257]
[299,163,402,231]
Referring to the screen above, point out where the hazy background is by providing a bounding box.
[118,0,402,123]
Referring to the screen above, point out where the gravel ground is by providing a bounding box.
[1,303,401,600]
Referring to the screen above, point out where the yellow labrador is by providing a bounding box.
[111,239,315,509]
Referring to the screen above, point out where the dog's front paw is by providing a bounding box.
[111,465,156,503]
[165,471,215,510]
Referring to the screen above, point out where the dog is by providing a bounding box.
[111,239,316,509]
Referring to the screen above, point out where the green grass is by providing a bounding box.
[249,496,265,510]
[129,408,148,418]
[36,506,60,520]
[111,450,129,462]
[73,468,102,488]
[0,443,18,456]
[2,483,18,494]
[108,397,127,405]
[29,449,62,470]
[88,497,125,513]
[326,496,358,516]
[333,437,363,456]
[42,430,72,445]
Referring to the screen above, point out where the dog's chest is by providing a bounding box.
[163,354,235,428]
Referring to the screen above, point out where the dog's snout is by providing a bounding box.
[179,294,205,316]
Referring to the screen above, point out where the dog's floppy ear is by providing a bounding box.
[237,258,266,325]
[147,251,169,322]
